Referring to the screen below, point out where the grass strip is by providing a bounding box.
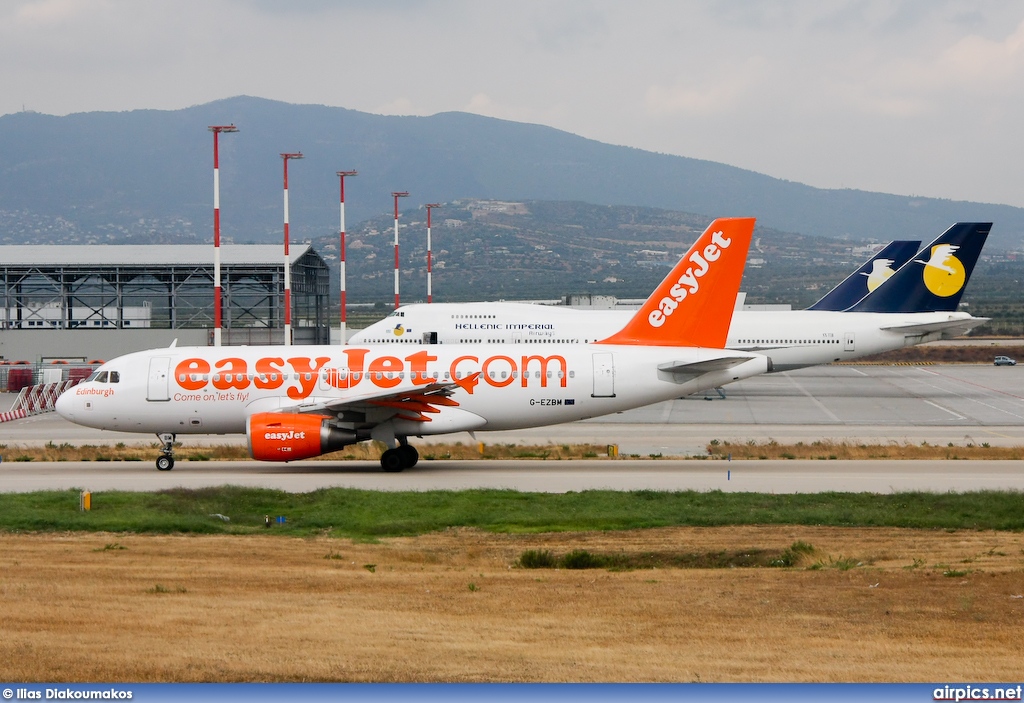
[516,541,817,570]
[4,439,1024,461]
[0,487,1022,537]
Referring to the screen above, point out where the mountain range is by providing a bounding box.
[1,95,1023,252]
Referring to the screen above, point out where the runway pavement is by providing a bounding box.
[1,364,1022,493]
[2,458,1023,493]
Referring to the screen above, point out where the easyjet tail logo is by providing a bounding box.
[649,229,732,328]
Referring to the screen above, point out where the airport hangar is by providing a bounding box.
[0,245,330,380]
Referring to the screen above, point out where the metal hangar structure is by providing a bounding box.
[0,245,331,346]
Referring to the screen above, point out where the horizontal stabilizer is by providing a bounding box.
[879,316,989,337]
[657,354,763,383]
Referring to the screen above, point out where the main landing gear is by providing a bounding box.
[380,443,419,472]
[156,432,176,471]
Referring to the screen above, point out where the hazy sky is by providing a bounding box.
[3,0,1024,207]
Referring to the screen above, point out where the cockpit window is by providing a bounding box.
[86,370,119,383]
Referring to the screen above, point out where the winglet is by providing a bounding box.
[597,217,755,347]
[846,223,990,313]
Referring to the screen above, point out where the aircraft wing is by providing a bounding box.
[277,374,479,423]
[879,316,989,338]
[657,355,762,383]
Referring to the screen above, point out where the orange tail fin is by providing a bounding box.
[597,217,754,347]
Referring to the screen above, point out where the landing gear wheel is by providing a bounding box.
[398,444,419,469]
[155,432,176,472]
[380,448,405,473]
[381,444,419,472]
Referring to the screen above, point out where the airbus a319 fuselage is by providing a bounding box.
[57,343,767,437]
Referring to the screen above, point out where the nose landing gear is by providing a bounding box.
[155,433,176,471]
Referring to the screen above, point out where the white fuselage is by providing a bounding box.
[56,343,769,436]
[351,303,982,372]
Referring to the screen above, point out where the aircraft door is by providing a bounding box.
[147,356,171,402]
[844,332,855,352]
[422,332,438,344]
[592,352,615,398]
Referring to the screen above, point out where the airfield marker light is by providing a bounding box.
[425,203,441,304]
[209,124,238,347]
[281,152,304,346]
[337,170,358,344]
[392,191,409,309]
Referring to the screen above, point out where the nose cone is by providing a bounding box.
[55,387,75,421]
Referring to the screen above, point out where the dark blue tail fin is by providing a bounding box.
[807,240,920,311]
[846,223,990,313]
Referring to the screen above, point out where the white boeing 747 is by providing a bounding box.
[351,224,990,372]
[56,218,769,472]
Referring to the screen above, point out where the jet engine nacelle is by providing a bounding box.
[247,412,357,462]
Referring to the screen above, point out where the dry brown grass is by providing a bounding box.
[1,527,1022,682]
[850,344,1024,364]
[5,439,1022,462]
[706,439,1024,460]
[0,441,611,463]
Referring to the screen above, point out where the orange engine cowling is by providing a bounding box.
[247,413,358,462]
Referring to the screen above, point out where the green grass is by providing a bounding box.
[516,542,820,570]
[1,487,1023,537]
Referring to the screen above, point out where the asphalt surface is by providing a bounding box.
[1,364,1022,493]
[2,458,1022,493]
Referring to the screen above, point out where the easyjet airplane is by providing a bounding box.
[351,224,990,372]
[56,218,770,472]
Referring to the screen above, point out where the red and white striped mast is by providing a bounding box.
[425,203,441,304]
[281,152,304,346]
[209,124,238,347]
[336,170,357,343]
[391,191,409,309]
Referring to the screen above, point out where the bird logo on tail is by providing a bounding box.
[860,258,896,292]
[915,244,966,297]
